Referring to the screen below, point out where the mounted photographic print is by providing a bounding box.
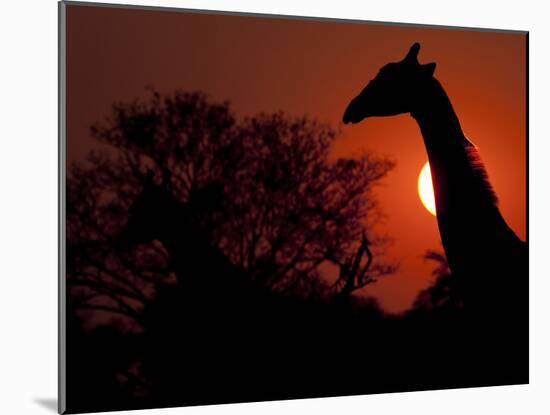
[59,1,528,413]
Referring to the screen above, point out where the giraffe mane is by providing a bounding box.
[463,143,499,207]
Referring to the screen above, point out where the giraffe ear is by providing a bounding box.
[403,43,421,64]
[421,62,436,77]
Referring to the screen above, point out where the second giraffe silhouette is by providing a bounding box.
[343,43,527,383]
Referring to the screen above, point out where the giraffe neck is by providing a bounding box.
[410,78,519,277]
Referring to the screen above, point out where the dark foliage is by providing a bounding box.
[66,90,398,411]
[412,249,462,314]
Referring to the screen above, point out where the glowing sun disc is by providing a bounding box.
[418,162,436,216]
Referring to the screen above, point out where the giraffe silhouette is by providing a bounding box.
[343,43,527,381]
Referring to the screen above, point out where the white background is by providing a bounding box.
[0,0,548,413]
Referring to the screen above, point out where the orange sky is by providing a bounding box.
[66,4,526,313]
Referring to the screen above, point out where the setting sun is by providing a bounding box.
[418,162,436,216]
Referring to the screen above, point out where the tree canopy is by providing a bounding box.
[67,89,395,328]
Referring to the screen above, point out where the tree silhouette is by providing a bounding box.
[66,89,397,409]
[67,89,395,328]
[412,249,462,313]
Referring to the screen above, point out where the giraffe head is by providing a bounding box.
[342,43,436,124]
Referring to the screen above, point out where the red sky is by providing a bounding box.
[66,4,526,313]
